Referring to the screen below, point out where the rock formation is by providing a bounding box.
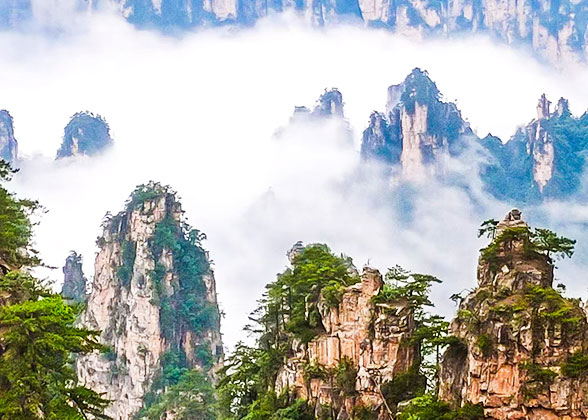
[76,182,223,420]
[275,260,418,419]
[61,251,87,302]
[360,69,588,202]
[291,88,345,122]
[480,93,588,202]
[56,112,113,159]
[439,209,588,419]
[361,68,473,178]
[0,110,18,164]
[4,0,584,64]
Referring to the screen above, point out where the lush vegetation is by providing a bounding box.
[118,183,222,417]
[397,394,484,420]
[0,160,110,420]
[216,245,359,420]
[217,243,484,420]
[481,110,588,202]
[480,222,575,265]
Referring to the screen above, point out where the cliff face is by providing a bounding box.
[359,68,588,202]
[2,0,584,64]
[481,94,588,202]
[56,112,113,159]
[0,110,18,164]
[439,210,588,419]
[61,251,87,302]
[361,68,473,178]
[275,265,418,419]
[76,183,223,420]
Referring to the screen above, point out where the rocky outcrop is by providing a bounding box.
[0,110,17,164]
[480,93,588,202]
[291,88,345,123]
[61,251,87,302]
[76,182,223,420]
[359,69,588,202]
[439,209,588,419]
[4,0,584,64]
[275,262,418,419]
[361,68,473,178]
[56,112,113,159]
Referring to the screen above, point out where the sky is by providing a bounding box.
[2,8,588,348]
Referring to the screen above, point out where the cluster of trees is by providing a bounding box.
[215,244,483,420]
[0,160,110,419]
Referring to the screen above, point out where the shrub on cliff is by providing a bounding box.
[0,160,110,420]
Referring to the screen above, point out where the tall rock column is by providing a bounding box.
[0,110,18,164]
[440,210,588,419]
[275,263,418,419]
[61,251,87,302]
[77,182,223,420]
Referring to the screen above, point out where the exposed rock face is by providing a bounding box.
[439,210,588,419]
[76,183,223,420]
[361,68,473,178]
[481,93,588,202]
[0,110,18,164]
[359,69,588,202]
[4,0,584,64]
[56,112,113,159]
[61,251,87,302]
[291,88,345,122]
[275,266,417,419]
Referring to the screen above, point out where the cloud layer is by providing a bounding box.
[2,11,588,347]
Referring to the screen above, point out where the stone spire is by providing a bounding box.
[536,94,552,120]
[61,251,87,302]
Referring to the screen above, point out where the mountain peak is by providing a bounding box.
[56,111,113,159]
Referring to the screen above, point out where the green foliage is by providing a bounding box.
[476,333,493,357]
[533,228,575,260]
[477,219,498,239]
[397,394,484,420]
[117,240,136,287]
[561,352,588,379]
[525,286,582,326]
[520,361,557,396]
[140,370,216,420]
[374,266,441,315]
[381,367,426,408]
[335,357,357,396]
[267,244,358,344]
[302,361,327,382]
[350,405,378,420]
[480,224,575,264]
[126,181,174,211]
[150,216,215,340]
[216,343,283,420]
[269,399,314,420]
[0,289,110,419]
[0,159,110,420]
[0,160,41,269]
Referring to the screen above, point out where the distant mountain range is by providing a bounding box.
[0,0,586,64]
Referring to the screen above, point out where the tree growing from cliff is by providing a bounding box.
[217,245,358,420]
[0,160,110,420]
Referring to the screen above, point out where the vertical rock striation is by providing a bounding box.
[439,209,588,419]
[0,110,18,164]
[61,251,87,302]
[275,254,418,419]
[361,68,473,178]
[76,182,223,420]
[56,111,113,159]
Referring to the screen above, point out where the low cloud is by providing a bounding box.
[2,10,588,347]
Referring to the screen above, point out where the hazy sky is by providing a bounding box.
[3,9,588,348]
